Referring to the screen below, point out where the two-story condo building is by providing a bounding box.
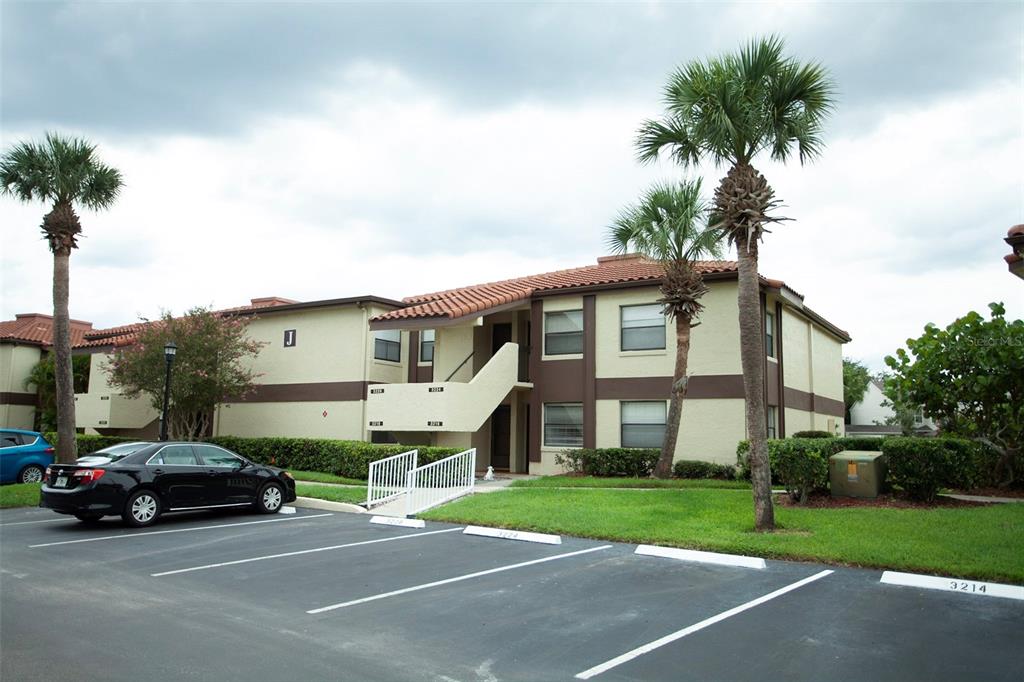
[6,254,848,475]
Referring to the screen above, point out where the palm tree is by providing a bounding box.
[608,179,724,478]
[636,36,835,530]
[1,133,123,463]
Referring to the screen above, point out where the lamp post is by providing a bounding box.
[159,341,177,441]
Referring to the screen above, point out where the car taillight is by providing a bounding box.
[44,447,55,454]
[72,469,106,483]
[45,466,52,477]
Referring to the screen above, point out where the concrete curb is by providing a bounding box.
[293,496,366,514]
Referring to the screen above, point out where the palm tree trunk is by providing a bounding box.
[52,248,78,464]
[655,316,692,478]
[736,234,774,531]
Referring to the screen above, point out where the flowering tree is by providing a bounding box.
[106,307,264,440]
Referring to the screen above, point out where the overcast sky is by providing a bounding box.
[1,1,1021,371]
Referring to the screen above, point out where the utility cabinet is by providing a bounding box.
[830,451,886,498]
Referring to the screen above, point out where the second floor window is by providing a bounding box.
[420,330,435,363]
[765,309,775,358]
[621,304,665,351]
[374,329,401,363]
[545,310,583,355]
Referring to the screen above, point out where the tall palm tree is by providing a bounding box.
[1,133,123,463]
[636,36,835,530]
[608,179,724,478]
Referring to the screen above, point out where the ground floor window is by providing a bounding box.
[621,401,666,448]
[544,402,583,447]
[766,406,777,439]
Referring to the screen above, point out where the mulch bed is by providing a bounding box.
[774,493,987,509]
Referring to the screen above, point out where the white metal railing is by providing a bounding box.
[366,449,418,508]
[405,448,476,516]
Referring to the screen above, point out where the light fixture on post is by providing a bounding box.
[160,341,177,441]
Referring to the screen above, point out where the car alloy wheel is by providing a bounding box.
[18,465,44,484]
[123,489,159,524]
[261,484,283,512]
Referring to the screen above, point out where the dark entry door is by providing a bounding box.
[490,405,511,470]
[492,323,512,355]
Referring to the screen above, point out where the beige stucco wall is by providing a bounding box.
[781,308,811,392]
[593,282,741,378]
[784,407,814,434]
[811,325,843,403]
[243,306,372,384]
[1,344,42,429]
[433,324,476,383]
[215,400,364,439]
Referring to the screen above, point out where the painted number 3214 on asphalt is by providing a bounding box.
[950,581,987,593]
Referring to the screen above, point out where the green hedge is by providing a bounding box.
[881,437,999,501]
[737,436,888,477]
[736,438,837,500]
[555,448,660,477]
[47,433,461,480]
[672,460,737,480]
[791,430,834,439]
[206,436,461,480]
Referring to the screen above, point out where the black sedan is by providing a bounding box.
[40,442,296,527]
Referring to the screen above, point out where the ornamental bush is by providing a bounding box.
[671,459,736,480]
[791,430,834,439]
[45,433,138,456]
[771,440,829,503]
[881,437,1000,500]
[207,436,460,480]
[555,448,660,477]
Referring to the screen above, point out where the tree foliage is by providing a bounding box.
[24,354,91,432]
[884,303,1024,484]
[105,308,264,440]
[842,358,871,421]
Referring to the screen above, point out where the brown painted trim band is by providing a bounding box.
[782,387,845,417]
[583,295,596,449]
[0,392,37,406]
[775,300,786,437]
[227,381,380,403]
[528,300,543,462]
[408,331,419,383]
[595,375,745,400]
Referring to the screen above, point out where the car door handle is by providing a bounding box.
[153,469,165,475]
[207,469,218,474]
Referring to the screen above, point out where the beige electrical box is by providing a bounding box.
[830,451,886,498]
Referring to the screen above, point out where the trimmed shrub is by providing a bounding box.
[672,460,736,480]
[772,440,829,503]
[833,436,889,451]
[791,430,834,439]
[736,437,846,488]
[555,448,660,477]
[206,436,461,480]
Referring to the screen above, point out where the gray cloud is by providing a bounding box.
[3,1,1019,136]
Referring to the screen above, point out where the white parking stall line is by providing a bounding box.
[575,569,834,679]
[29,513,333,548]
[152,527,464,576]
[307,544,613,614]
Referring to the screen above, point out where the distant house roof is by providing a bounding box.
[0,313,93,348]
[370,254,850,342]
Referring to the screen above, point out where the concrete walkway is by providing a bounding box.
[940,493,1024,504]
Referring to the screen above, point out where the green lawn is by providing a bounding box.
[0,483,41,509]
[423,488,1024,583]
[295,482,367,505]
[288,470,366,486]
[511,476,750,490]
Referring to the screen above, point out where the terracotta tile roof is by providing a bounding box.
[376,256,740,323]
[0,314,93,347]
[76,297,297,349]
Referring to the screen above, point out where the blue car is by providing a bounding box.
[0,429,55,484]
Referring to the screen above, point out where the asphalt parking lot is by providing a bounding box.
[1,506,1022,682]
